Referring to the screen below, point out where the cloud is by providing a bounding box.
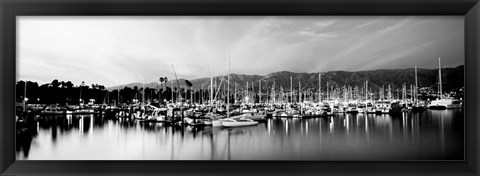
[312,20,336,28]
[17,16,464,87]
[257,18,291,34]
[373,18,410,35]
[298,30,337,39]
[355,20,377,28]
[297,20,338,39]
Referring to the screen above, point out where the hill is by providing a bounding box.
[107,65,464,92]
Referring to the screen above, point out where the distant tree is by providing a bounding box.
[163,86,172,101]
[65,81,73,89]
[51,79,59,88]
[17,80,25,86]
[28,81,39,89]
[98,85,105,90]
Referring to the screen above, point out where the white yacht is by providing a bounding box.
[427,98,462,109]
[427,58,463,110]
[221,118,258,127]
[212,118,233,127]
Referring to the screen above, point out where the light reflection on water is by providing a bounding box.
[16,109,464,160]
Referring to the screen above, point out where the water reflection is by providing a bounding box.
[16,109,464,160]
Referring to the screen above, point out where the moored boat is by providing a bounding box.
[41,106,69,115]
[427,58,462,110]
[222,118,259,127]
[238,113,267,122]
[212,118,232,127]
[427,98,462,109]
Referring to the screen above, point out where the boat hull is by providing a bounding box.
[222,121,258,127]
[427,104,462,109]
[212,121,223,127]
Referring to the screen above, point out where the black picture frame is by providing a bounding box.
[1,0,479,175]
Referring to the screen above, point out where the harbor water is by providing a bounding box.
[16,109,464,160]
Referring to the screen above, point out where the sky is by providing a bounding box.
[17,16,464,87]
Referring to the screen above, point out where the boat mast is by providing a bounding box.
[252,82,255,104]
[227,52,230,118]
[171,80,174,103]
[366,80,369,101]
[364,81,367,101]
[246,82,249,104]
[172,64,181,103]
[23,81,27,111]
[259,80,262,103]
[251,82,254,103]
[142,83,145,106]
[438,57,442,99]
[298,81,301,103]
[210,76,213,107]
[290,77,292,104]
[319,73,321,103]
[410,84,413,101]
[266,84,269,103]
[273,81,276,104]
[326,81,329,101]
[415,65,418,101]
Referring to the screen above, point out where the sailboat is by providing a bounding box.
[143,105,169,122]
[212,53,259,127]
[411,65,426,113]
[212,53,233,127]
[221,118,258,127]
[427,58,462,109]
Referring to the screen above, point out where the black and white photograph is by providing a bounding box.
[15,16,464,160]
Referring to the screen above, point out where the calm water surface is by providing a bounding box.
[16,109,464,160]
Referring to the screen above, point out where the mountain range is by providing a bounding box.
[107,65,464,92]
